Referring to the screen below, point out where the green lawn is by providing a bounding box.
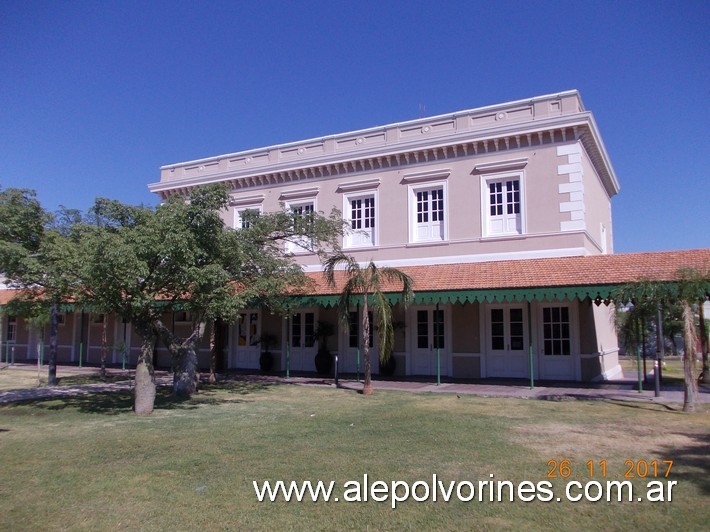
[0,366,125,392]
[620,356,707,388]
[0,380,708,531]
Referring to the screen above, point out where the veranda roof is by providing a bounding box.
[294,249,710,307]
[1,249,708,312]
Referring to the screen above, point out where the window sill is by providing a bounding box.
[480,233,525,242]
[406,240,449,249]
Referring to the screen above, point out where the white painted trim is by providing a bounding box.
[229,194,265,206]
[342,189,379,249]
[407,180,448,244]
[301,246,592,272]
[473,157,528,173]
[234,204,263,229]
[278,187,320,201]
[557,143,586,232]
[593,359,623,382]
[160,91,583,170]
[479,169,526,238]
[401,168,451,183]
[337,178,381,193]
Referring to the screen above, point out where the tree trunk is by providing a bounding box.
[155,320,201,398]
[47,303,58,386]
[682,302,698,413]
[362,295,373,395]
[173,343,199,397]
[100,313,108,380]
[208,321,217,384]
[134,325,157,415]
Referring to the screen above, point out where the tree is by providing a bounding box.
[324,254,414,395]
[79,199,164,414]
[0,188,84,385]
[613,269,710,413]
[81,185,344,410]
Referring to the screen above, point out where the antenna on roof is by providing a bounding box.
[419,103,426,118]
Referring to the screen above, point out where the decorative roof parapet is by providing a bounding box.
[149,90,619,199]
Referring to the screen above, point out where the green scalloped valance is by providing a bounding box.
[290,285,618,308]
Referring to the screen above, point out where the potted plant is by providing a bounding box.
[314,321,335,375]
[379,320,404,377]
[257,332,278,373]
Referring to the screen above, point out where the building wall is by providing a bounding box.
[222,140,610,270]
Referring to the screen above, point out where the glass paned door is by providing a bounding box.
[412,307,446,375]
[486,306,528,378]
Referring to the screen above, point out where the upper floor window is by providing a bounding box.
[287,200,315,253]
[482,173,524,237]
[409,183,446,243]
[345,194,376,248]
[235,206,262,229]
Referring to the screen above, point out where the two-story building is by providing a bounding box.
[147,90,622,382]
[3,91,706,382]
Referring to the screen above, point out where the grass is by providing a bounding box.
[0,366,126,392]
[0,379,708,531]
[620,356,707,388]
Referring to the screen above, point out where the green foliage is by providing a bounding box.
[324,253,414,364]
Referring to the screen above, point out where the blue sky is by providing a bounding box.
[1,0,708,253]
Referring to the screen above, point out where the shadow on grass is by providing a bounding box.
[2,379,275,416]
[57,375,127,386]
[659,433,710,494]
[602,399,682,413]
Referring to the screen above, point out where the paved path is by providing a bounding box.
[0,364,708,406]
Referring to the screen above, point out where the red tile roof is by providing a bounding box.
[2,249,708,304]
[304,249,710,295]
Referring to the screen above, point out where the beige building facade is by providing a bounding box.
[17,91,705,382]
[145,90,622,382]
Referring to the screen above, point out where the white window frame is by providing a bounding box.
[230,194,265,230]
[285,198,317,254]
[343,191,378,248]
[7,316,17,342]
[234,204,263,229]
[480,170,526,237]
[408,181,448,243]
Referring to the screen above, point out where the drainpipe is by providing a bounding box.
[528,300,534,390]
[436,302,441,386]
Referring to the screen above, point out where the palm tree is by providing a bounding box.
[324,253,414,395]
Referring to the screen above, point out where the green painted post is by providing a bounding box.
[286,316,291,379]
[79,310,85,368]
[636,344,643,393]
[636,318,643,393]
[528,301,534,390]
[356,301,360,382]
[436,303,441,386]
[122,322,127,371]
[39,342,44,366]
